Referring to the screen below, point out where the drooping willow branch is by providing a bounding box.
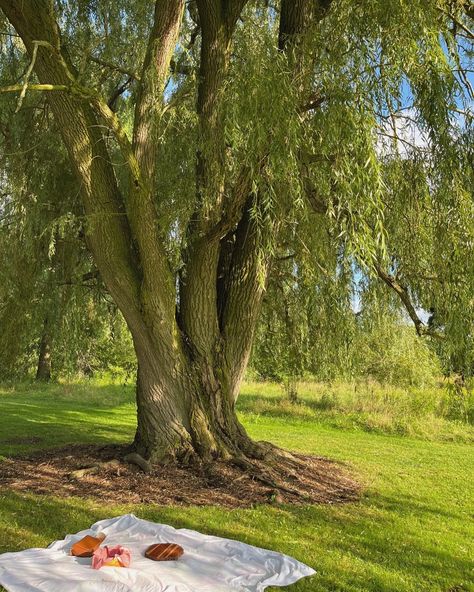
[374,265,442,338]
[15,40,40,112]
[438,6,474,40]
[0,80,144,188]
[301,169,445,340]
[88,55,141,81]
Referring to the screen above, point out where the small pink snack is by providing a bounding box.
[92,545,131,569]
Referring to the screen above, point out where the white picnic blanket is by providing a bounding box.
[0,513,315,591]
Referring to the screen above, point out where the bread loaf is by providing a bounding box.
[71,533,106,557]
[145,543,184,561]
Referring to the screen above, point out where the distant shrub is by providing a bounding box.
[251,300,442,391]
[352,317,441,388]
[313,391,338,410]
[441,377,474,423]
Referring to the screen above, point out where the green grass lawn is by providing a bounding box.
[0,381,473,591]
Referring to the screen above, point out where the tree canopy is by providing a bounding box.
[0,0,472,465]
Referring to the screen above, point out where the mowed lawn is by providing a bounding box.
[0,381,473,592]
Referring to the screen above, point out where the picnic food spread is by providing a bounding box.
[71,533,183,569]
[0,514,315,591]
[91,545,132,569]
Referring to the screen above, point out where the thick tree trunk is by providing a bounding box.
[0,0,319,470]
[130,324,263,464]
[36,319,51,381]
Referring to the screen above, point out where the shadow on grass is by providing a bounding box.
[0,491,472,592]
[0,384,136,457]
[278,496,472,590]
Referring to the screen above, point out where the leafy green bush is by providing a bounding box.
[352,316,441,388]
[440,378,474,423]
[251,300,441,391]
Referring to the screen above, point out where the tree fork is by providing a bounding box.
[0,0,324,474]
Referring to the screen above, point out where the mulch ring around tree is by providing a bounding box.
[0,444,360,508]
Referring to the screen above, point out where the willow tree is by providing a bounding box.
[0,81,104,380]
[0,0,472,465]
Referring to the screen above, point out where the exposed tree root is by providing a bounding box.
[69,460,121,480]
[231,456,303,497]
[123,452,152,473]
[0,443,360,507]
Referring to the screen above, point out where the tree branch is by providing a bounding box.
[2,0,187,324]
[298,92,327,114]
[219,0,322,386]
[89,55,140,81]
[220,200,270,399]
[126,0,186,313]
[375,265,444,339]
[438,6,474,39]
[0,0,143,330]
[222,0,250,32]
[464,1,474,20]
[133,0,185,185]
[0,83,69,93]
[108,77,133,110]
[375,266,425,335]
[15,39,40,112]
[299,148,445,341]
[0,80,143,189]
[206,165,254,241]
[178,0,250,354]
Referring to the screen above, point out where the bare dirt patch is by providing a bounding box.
[0,444,360,508]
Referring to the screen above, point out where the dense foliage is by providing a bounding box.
[0,1,472,382]
[0,0,472,461]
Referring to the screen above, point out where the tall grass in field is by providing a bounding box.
[239,379,474,442]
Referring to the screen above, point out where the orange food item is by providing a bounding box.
[71,533,106,558]
[145,543,184,561]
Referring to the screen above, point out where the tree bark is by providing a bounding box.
[131,330,261,464]
[0,0,319,466]
[36,318,51,381]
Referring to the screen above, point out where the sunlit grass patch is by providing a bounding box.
[0,381,473,591]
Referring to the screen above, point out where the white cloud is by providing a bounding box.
[376,107,430,157]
